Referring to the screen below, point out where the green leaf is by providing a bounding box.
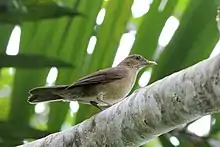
[178,133,209,147]
[210,114,220,134]
[0,1,82,23]
[0,54,74,68]
[0,98,10,120]
[0,68,14,88]
[131,0,178,90]
[86,0,134,72]
[159,135,174,147]
[0,24,14,52]
[215,0,220,5]
[150,0,219,83]
[0,121,53,146]
[132,0,178,58]
[8,69,48,126]
[173,0,190,16]
[8,10,73,128]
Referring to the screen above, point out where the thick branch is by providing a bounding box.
[20,54,220,147]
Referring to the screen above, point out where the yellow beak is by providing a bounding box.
[147,60,157,65]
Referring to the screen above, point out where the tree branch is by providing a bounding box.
[19,54,220,147]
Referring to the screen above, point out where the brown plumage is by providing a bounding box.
[28,54,156,110]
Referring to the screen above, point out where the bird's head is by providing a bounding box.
[117,54,157,70]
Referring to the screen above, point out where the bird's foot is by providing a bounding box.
[90,101,103,111]
[97,92,112,106]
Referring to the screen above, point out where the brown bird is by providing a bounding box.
[28,54,156,110]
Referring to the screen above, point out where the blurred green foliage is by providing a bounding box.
[0,0,220,146]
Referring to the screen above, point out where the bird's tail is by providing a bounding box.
[28,85,68,104]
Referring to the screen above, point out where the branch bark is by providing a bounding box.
[20,54,220,147]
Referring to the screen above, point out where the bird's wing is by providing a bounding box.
[66,67,129,89]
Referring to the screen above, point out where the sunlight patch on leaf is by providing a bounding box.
[169,136,180,146]
[138,69,152,87]
[158,0,168,12]
[46,67,58,86]
[87,36,97,55]
[6,25,21,56]
[70,101,79,114]
[112,31,136,67]
[131,0,151,18]
[158,16,179,47]
[35,103,47,114]
[96,8,106,25]
[187,115,211,137]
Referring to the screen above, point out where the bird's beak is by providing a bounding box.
[147,60,157,65]
[141,60,157,66]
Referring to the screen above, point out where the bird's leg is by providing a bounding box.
[97,92,112,107]
[90,101,103,111]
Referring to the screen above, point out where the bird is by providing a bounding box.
[27,54,157,110]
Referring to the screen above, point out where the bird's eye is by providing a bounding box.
[136,56,141,60]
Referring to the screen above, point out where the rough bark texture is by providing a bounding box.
[20,54,220,147]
